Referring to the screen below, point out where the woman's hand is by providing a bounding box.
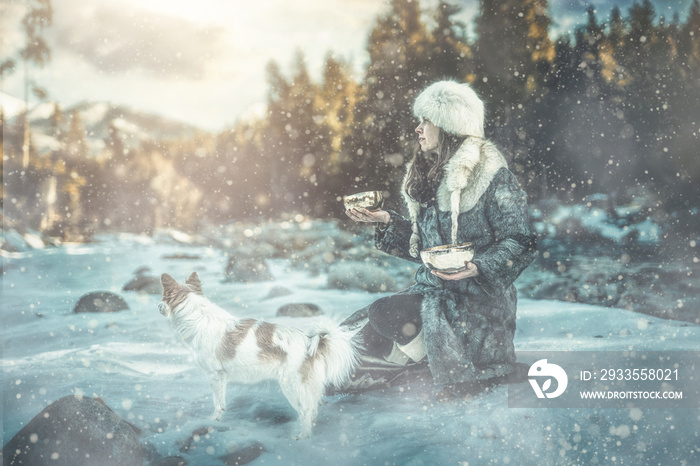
[345,207,390,224]
[431,261,479,281]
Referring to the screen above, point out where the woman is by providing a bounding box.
[343,80,537,396]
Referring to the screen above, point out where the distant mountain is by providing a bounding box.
[2,94,206,158]
[0,92,27,119]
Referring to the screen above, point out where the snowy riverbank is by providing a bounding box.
[2,228,699,465]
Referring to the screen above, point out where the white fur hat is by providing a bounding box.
[413,80,485,138]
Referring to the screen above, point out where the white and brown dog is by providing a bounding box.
[158,272,359,439]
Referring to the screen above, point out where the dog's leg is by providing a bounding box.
[208,371,227,421]
[281,375,324,440]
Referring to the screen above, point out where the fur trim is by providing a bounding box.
[402,138,508,246]
[402,166,421,221]
[384,342,410,365]
[413,81,485,137]
[402,165,423,257]
[450,190,461,245]
[409,222,421,258]
[396,328,427,363]
[436,138,508,214]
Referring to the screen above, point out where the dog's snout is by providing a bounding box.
[158,302,171,317]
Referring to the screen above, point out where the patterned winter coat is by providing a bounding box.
[345,137,538,385]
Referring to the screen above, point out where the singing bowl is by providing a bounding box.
[420,242,475,274]
[343,191,384,211]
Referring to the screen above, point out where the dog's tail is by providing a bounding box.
[306,318,361,388]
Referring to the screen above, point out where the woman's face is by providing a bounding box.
[415,119,439,152]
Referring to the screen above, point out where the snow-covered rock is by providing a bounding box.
[531,195,662,245]
[0,92,26,119]
[219,441,265,465]
[276,303,323,317]
[73,291,130,313]
[1,229,31,252]
[518,253,700,324]
[1,395,144,466]
[224,255,274,282]
[123,275,163,295]
[327,262,398,293]
[261,286,293,300]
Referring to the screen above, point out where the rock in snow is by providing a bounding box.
[220,441,265,466]
[261,286,293,300]
[73,292,130,313]
[122,275,163,294]
[1,395,144,466]
[151,456,188,466]
[178,427,215,454]
[276,303,323,317]
[327,262,398,293]
[224,255,274,282]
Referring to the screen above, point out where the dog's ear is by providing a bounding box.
[161,273,190,309]
[185,272,203,295]
[161,273,178,294]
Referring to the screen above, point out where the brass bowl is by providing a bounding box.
[343,191,384,211]
[420,242,475,274]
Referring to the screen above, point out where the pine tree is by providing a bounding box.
[0,109,5,204]
[66,110,88,158]
[430,2,472,81]
[314,54,360,217]
[662,0,700,209]
[473,0,554,197]
[680,0,700,77]
[621,0,669,185]
[17,0,53,168]
[262,52,323,216]
[354,0,433,208]
[262,60,289,216]
[287,50,323,214]
[473,0,553,110]
[608,6,626,48]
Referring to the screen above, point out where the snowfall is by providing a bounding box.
[2,221,699,466]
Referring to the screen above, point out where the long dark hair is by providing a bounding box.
[404,130,466,204]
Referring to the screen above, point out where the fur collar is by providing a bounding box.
[402,137,508,247]
[402,137,508,216]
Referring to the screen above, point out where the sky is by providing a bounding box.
[0,0,694,132]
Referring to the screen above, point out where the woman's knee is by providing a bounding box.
[367,296,393,323]
[367,294,423,344]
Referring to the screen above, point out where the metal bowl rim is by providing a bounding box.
[420,242,474,254]
[342,191,383,201]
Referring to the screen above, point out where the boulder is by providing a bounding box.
[152,457,187,466]
[132,266,152,275]
[220,441,265,466]
[327,262,398,293]
[74,292,129,313]
[262,286,293,300]
[276,303,323,317]
[162,253,201,260]
[224,255,273,282]
[178,426,214,454]
[2,229,30,252]
[2,395,144,466]
[122,275,162,295]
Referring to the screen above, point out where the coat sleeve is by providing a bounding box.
[470,170,537,297]
[374,209,423,264]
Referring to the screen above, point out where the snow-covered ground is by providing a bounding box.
[2,232,699,465]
